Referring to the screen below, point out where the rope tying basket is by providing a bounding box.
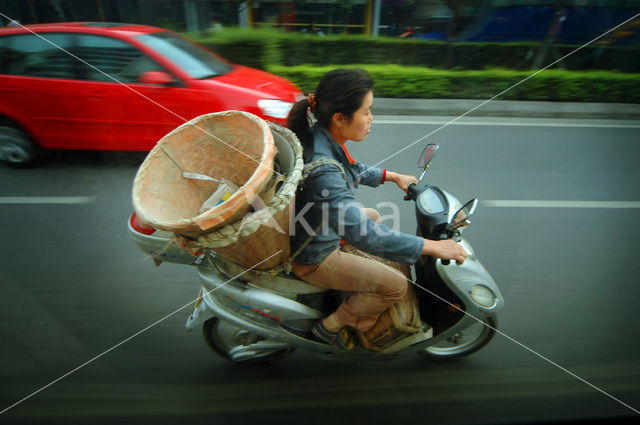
[132,111,277,238]
[189,122,303,270]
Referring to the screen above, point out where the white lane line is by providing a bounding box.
[0,197,95,204]
[484,200,640,209]
[374,117,640,128]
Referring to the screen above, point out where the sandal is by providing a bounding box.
[312,321,359,351]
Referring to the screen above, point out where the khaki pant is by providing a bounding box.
[291,208,409,331]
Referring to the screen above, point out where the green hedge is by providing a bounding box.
[190,28,282,70]
[186,29,639,102]
[187,29,640,72]
[267,65,640,103]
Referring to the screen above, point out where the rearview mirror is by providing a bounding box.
[417,143,439,182]
[449,199,478,230]
[418,144,439,169]
[139,71,174,85]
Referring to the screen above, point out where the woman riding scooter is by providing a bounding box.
[287,68,467,351]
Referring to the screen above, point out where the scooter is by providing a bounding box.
[128,143,504,362]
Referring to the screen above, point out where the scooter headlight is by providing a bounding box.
[470,285,497,308]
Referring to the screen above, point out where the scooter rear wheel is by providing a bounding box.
[418,315,497,361]
[203,317,295,364]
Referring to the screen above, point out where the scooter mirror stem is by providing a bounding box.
[418,163,430,182]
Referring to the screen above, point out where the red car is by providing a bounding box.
[0,22,302,167]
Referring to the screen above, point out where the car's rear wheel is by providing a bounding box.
[0,124,43,168]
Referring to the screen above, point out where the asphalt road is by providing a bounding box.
[0,116,639,425]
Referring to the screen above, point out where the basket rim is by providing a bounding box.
[132,111,276,234]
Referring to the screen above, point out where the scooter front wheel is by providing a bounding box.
[418,315,497,361]
[203,317,295,364]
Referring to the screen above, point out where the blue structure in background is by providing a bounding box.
[419,6,640,46]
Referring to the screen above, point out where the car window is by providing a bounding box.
[0,33,77,79]
[72,34,168,84]
[136,32,232,79]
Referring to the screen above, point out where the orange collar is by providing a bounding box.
[341,144,357,164]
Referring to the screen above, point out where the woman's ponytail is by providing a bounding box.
[287,98,315,163]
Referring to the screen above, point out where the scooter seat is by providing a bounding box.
[213,255,328,295]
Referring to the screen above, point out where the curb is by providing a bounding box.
[372,98,640,120]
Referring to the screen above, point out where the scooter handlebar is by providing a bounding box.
[404,183,417,201]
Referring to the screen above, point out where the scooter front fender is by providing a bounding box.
[435,237,504,312]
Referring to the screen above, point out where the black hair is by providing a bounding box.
[287,68,373,163]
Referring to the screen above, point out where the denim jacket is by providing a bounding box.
[290,124,423,265]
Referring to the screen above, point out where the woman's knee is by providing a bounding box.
[379,277,408,302]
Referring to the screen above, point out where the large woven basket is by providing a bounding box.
[132,111,276,238]
[189,122,303,270]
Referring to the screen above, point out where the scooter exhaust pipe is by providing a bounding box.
[229,341,293,362]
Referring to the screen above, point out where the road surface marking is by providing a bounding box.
[484,200,640,208]
[374,117,640,128]
[0,196,95,204]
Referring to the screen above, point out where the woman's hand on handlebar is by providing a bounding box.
[386,171,418,193]
[421,239,467,265]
